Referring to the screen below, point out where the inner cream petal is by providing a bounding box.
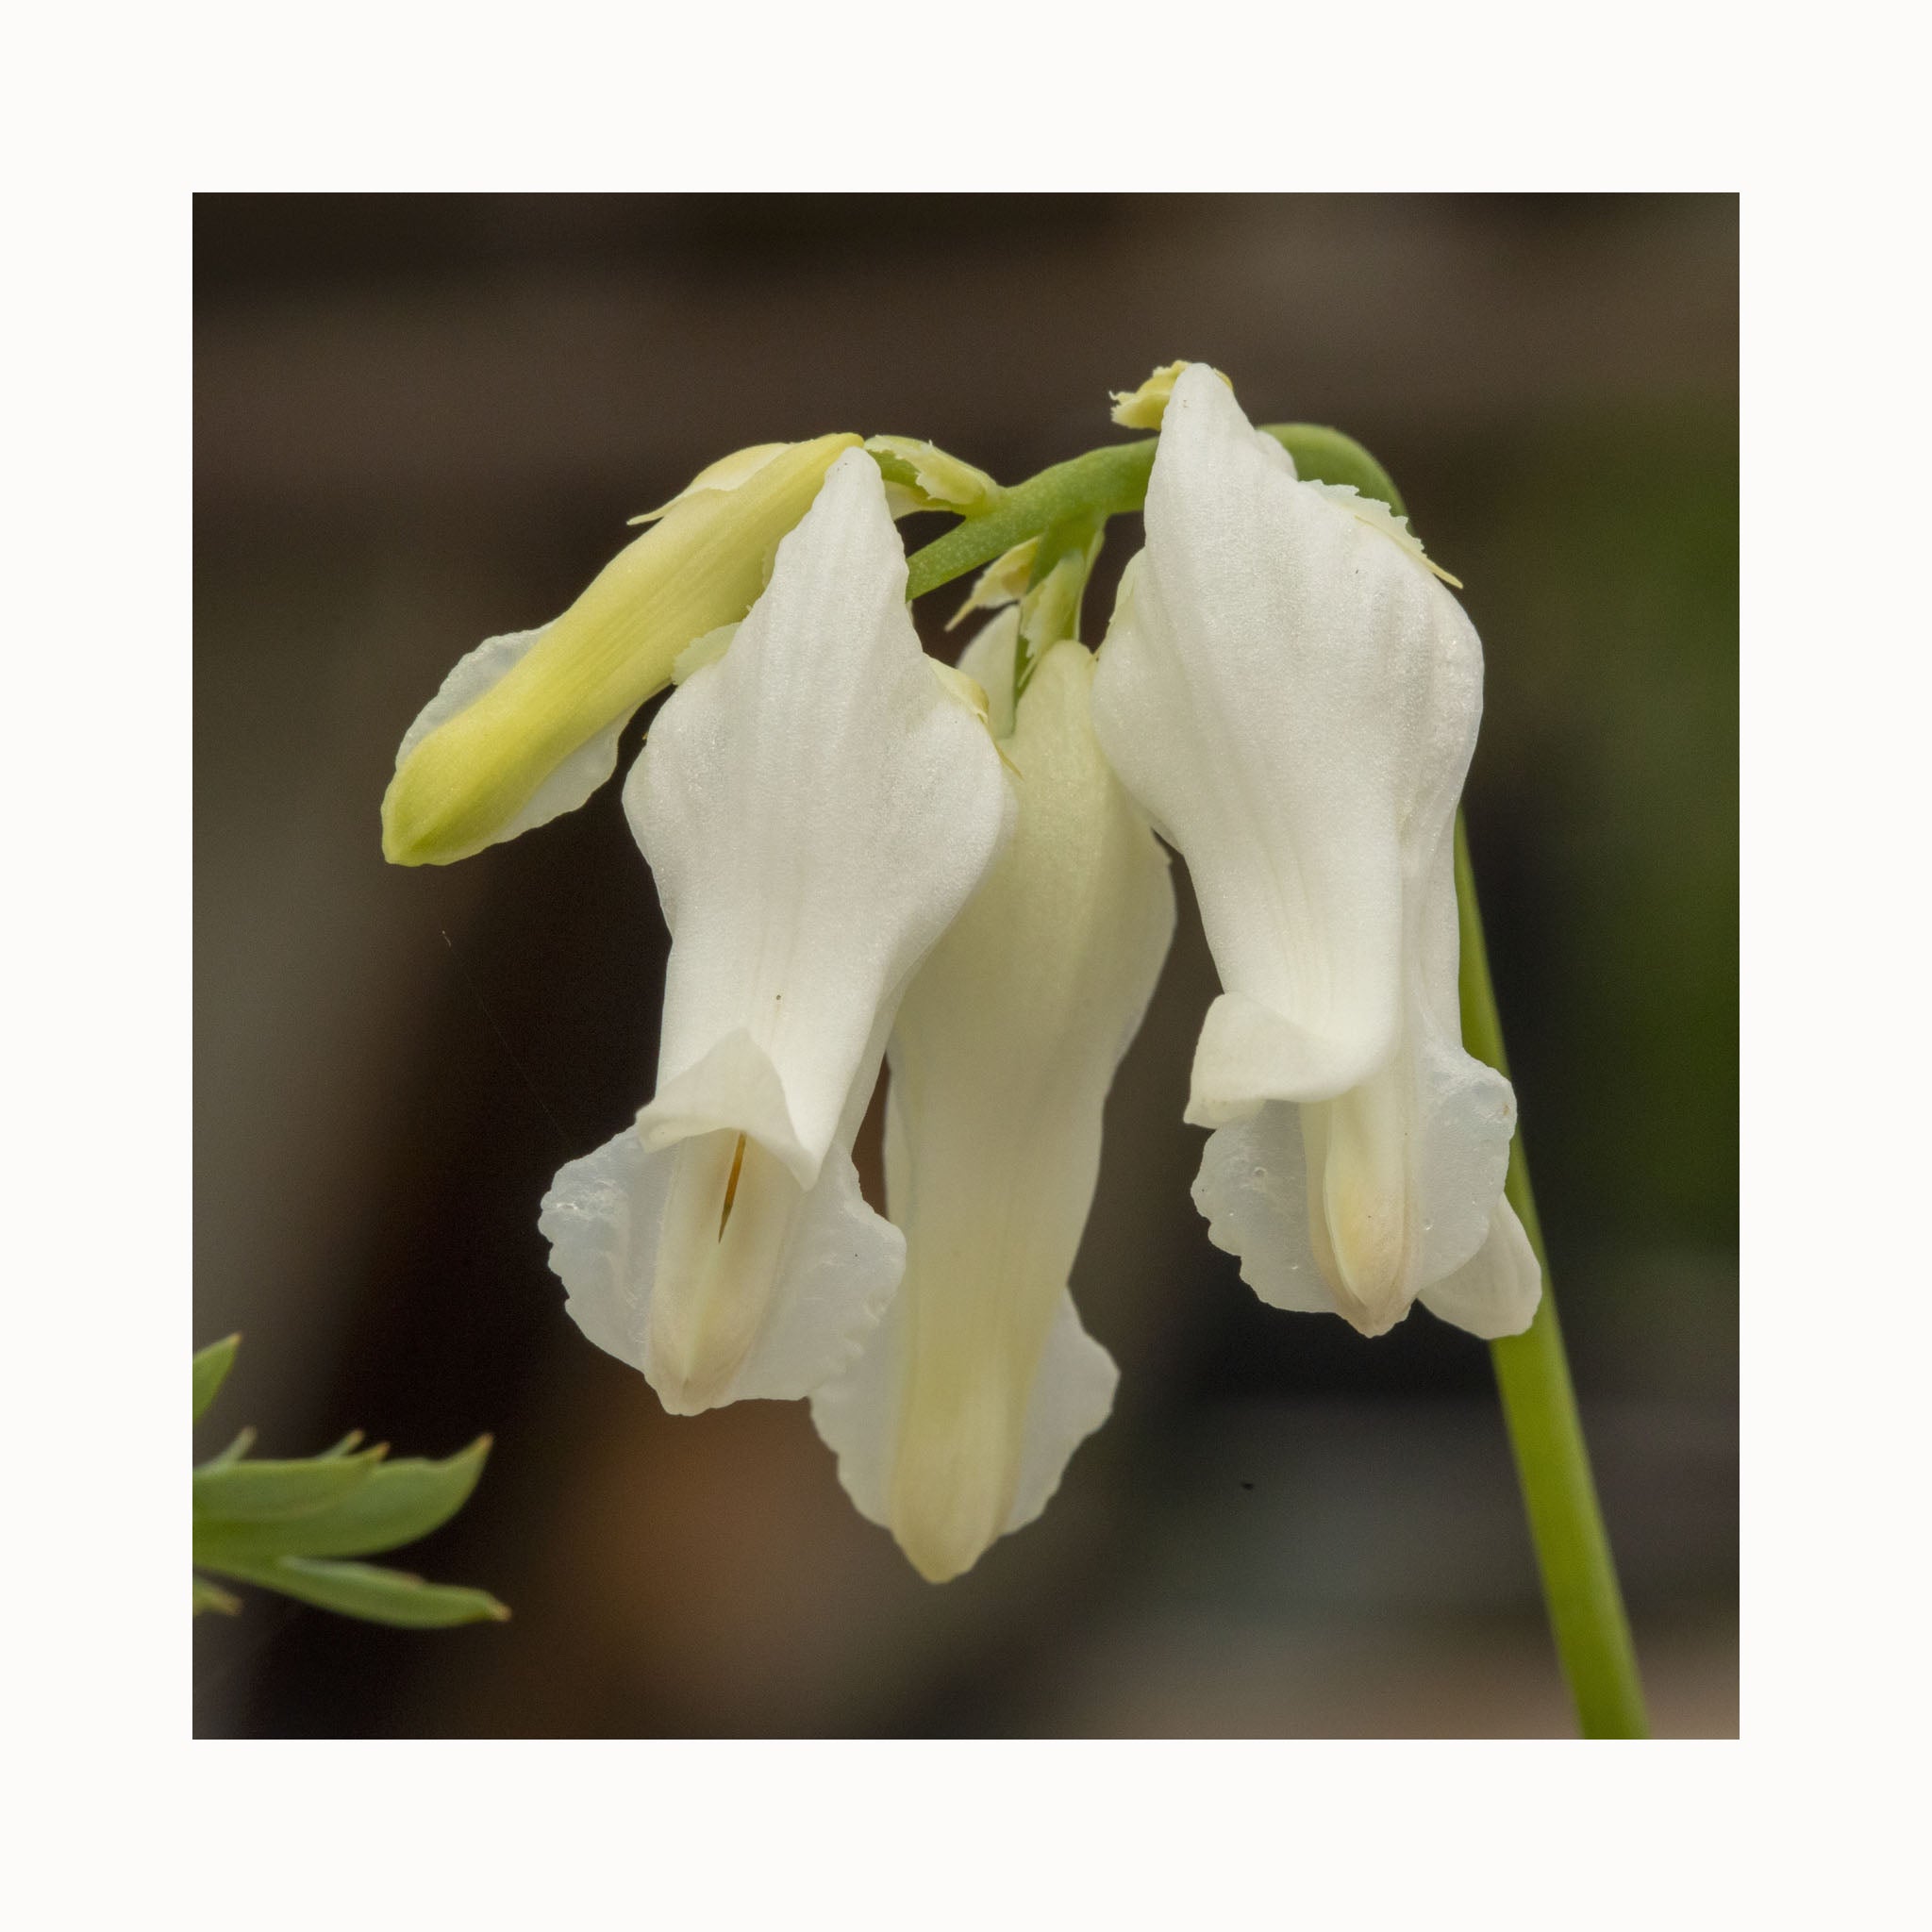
[645,1127,803,1414]
[1302,1062,1412,1337]
[886,1231,1058,1585]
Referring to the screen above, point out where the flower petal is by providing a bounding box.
[811,636,1174,1580]
[545,449,1011,1416]
[1090,363,1485,1124]
[382,433,858,867]
[629,446,1013,1191]
[1191,820,1517,1336]
[391,625,625,849]
[1190,1106,1340,1318]
[539,1115,906,1412]
[627,442,791,524]
[1419,1199,1543,1340]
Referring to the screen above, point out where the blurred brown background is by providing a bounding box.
[193,193,1738,1738]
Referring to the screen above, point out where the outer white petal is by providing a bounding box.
[1191,817,1516,1336]
[541,449,1008,1414]
[630,447,1013,1192]
[1090,362,1485,1124]
[393,625,625,846]
[812,636,1174,1581]
[1190,1105,1340,1317]
[1419,1198,1543,1340]
[1093,362,1516,1336]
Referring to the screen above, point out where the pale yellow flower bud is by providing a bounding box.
[381,431,859,866]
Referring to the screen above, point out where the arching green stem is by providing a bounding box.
[903,424,1406,603]
[1456,815,1650,1739]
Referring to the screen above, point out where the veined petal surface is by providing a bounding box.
[812,635,1175,1581]
[1089,362,1485,1124]
[543,449,1012,1414]
[631,447,1013,1191]
[1096,362,1526,1337]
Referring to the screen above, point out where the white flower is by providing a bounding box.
[811,617,1176,1579]
[538,449,1014,1414]
[382,435,858,866]
[1090,363,1539,1341]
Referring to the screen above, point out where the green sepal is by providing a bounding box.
[192,1335,242,1423]
[192,1446,387,1523]
[203,1553,509,1628]
[193,1437,493,1564]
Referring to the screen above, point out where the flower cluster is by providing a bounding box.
[382,362,1539,1582]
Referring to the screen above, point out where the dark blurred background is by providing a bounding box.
[193,193,1737,1738]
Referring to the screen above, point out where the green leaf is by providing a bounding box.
[192,1446,386,1523]
[192,1335,242,1423]
[192,1575,242,1617]
[203,1425,257,1469]
[194,1437,494,1563]
[204,1554,509,1628]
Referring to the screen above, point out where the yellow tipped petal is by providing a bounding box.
[1108,358,1233,428]
[889,1373,1028,1584]
[381,432,858,866]
[811,639,1174,1583]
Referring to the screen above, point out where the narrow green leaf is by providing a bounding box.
[203,1425,257,1469]
[194,1437,494,1562]
[316,1429,366,1459]
[192,1446,386,1523]
[192,1335,242,1423]
[204,1553,509,1628]
[192,1575,242,1617]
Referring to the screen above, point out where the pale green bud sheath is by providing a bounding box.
[380,431,860,866]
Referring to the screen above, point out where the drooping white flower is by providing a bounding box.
[1090,363,1539,1341]
[811,620,1176,1581]
[538,449,1014,1414]
[382,434,858,866]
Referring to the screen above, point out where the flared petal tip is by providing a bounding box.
[1185,992,1395,1125]
[643,1357,740,1418]
[1420,1201,1544,1340]
[636,1031,819,1190]
[890,1477,1009,1586]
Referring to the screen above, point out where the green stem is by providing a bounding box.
[903,424,1406,602]
[1455,815,1650,1739]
